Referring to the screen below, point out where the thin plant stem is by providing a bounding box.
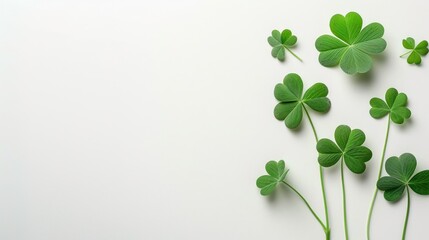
[341,159,350,240]
[303,105,319,141]
[285,47,303,62]
[402,187,411,240]
[400,51,412,58]
[366,117,391,240]
[303,105,330,239]
[282,181,326,230]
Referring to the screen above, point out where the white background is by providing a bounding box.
[1,0,428,239]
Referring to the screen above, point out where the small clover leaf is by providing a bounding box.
[369,88,411,124]
[274,73,331,129]
[317,125,372,174]
[409,170,429,195]
[268,29,302,62]
[377,153,429,202]
[315,12,387,74]
[401,37,428,65]
[256,160,288,196]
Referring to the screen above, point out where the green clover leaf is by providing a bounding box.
[315,12,387,74]
[317,125,372,174]
[256,160,288,196]
[401,37,428,65]
[377,153,429,202]
[268,29,302,62]
[274,73,331,129]
[369,88,411,124]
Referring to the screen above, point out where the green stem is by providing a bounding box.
[285,47,303,62]
[282,181,326,230]
[303,105,319,142]
[341,159,350,240]
[402,187,410,240]
[320,166,330,240]
[303,105,330,240]
[366,117,391,240]
[400,51,412,58]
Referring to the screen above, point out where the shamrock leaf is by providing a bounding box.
[315,12,387,74]
[268,29,302,62]
[369,88,411,124]
[274,73,331,129]
[317,125,372,174]
[377,153,429,202]
[401,37,428,65]
[256,160,288,196]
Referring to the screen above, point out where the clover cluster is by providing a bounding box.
[268,12,428,72]
[256,11,429,240]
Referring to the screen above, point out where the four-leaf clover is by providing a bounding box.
[268,29,302,62]
[315,12,387,74]
[256,160,288,196]
[274,73,331,129]
[377,153,429,202]
[370,88,411,124]
[401,37,428,65]
[317,125,372,173]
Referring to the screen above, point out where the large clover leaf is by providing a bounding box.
[315,12,387,74]
[377,153,429,202]
[256,160,288,196]
[369,88,411,124]
[268,29,302,62]
[274,73,331,129]
[317,125,372,174]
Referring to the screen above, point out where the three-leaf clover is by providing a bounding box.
[317,125,372,173]
[256,160,288,196]
[274,73,331,129]
[370,88,411,124]
[401,37,428,65]
[315,12,387,74]
[367,88,412,238]
[377,153,429,202]
[256,160,328,234]
[268,29,302,62]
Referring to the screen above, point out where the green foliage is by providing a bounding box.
[315,12,387,74]
[258,11,426,240]
[274,73,331,129]
[256,160,288,196]
[401,37,428,65]
[268,29,302,61]
[377,153,429,202]
[369,88,411,124]
[317,125,372,174]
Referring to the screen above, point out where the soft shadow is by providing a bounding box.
[265,184,293,203]
[351,70,375,84]
[373,53,389,65]
[266,191,278,203]
[350,53,389,85]
[363,160,378,181]
[325,164,339,175]
[356,169,371,182]
[397,118,414,131]
[323,162,371,182]
[289,121,305,136]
